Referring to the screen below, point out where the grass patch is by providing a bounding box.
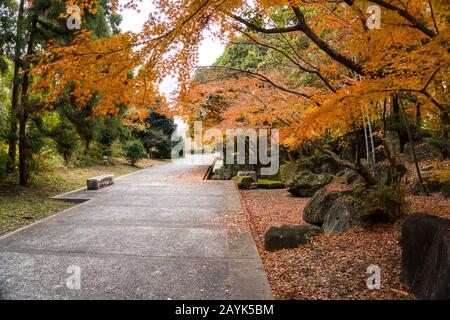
[256,179,285,189]
[0,157,168,236]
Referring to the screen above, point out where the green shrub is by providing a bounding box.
[49,119,78,164]
[123,140,147,165]
[0,147,7,178]
[352,184,407,226]
[72,143,104,167]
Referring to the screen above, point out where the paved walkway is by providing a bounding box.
[0,156,272,299]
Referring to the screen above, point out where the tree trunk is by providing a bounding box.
[440,110,449,159]
[392,94,409,152]
[382,99,398,185]
[6,0,25,172]
[367,116,376,164]
[363,119,370,164]
[18,16,38,186]
[398,95,429,195]
[312,140,380,186]
[415,102,422,129]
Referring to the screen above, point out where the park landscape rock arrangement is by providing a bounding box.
[400,213,450,299]
[322,195,359,234]
[286,171,333,197]
[302,188,350,225]
[302,188,360,235]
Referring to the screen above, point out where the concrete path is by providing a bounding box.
[0,155,272,300]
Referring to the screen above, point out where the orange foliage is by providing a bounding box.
[30,0,449,147]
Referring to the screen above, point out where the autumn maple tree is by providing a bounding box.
[10,0,449,185]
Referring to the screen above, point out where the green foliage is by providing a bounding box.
[123,140,147,165]
[0,58,12,111]
[27,120,47,155]
[56,91,103,151]
[0,0,17,59]
[48,117,78,164]
[214,37,267,71]
[132,109,176,159]
[98,116,130,157]
[352,185,407,226]
[72,143,104,167]
[0,147,7,178]
[0,103,8,141]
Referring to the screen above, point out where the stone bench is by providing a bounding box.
[87,174,114,190]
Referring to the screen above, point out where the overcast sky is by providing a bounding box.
[119,1,225,96]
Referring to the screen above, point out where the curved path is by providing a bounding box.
[0,155,272,299]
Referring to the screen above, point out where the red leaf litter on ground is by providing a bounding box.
[240,187,449,300]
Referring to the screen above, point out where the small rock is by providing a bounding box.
[237,171,257,182]
[232,176,254,189]
[264,224,323,252]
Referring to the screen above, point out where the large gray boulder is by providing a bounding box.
[323,196,359,234]
[287,171,332,197]
[302,188,350,225]
[400,213,450,299]
[264,224,323,252]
